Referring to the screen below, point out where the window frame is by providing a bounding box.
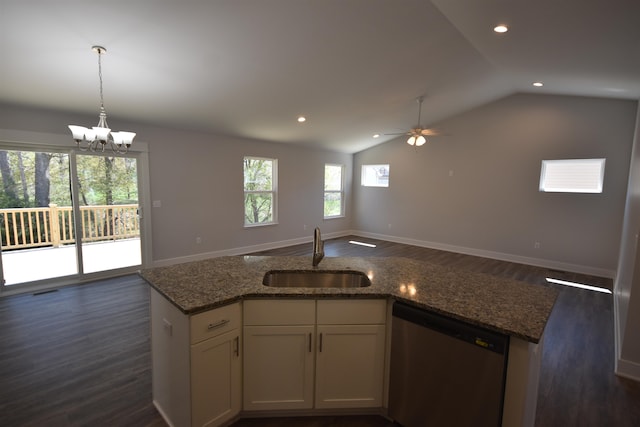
[539,158,606,193]
[361,164,390,187]
[324,163,345,219]
[243,156,278,227]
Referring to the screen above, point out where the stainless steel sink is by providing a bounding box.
[262,270,371,288]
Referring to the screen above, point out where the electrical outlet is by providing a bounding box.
[162,318,173,336]
[534,241,540,249]
[196,236,202,244]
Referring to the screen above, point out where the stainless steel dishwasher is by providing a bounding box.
[389,302,509,427]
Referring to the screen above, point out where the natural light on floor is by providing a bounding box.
[349,240,377,248]
[545,278,612,294]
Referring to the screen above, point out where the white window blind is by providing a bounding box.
[361,164,389,187]
[539,159,605,193]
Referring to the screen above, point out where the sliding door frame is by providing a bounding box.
[0,129,152,296]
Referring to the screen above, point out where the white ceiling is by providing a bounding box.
[1,0,639,153]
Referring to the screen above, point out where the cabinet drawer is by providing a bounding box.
[190,302,241,344]
[317,299,387,325]
[244,299,315,325]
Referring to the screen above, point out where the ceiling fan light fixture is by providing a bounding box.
[388,96,440,147]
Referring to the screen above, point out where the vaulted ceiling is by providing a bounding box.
[1,0,639,153]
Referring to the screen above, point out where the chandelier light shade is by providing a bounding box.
[68,46,135,154]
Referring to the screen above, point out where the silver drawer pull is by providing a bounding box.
[207,319,230,330]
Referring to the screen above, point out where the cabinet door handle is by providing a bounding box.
[319,333,323,353]
[234,336,239,357]
[308,333,312,353]
[207,319,230,330]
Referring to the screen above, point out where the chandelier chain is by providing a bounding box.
[97,49,105,110]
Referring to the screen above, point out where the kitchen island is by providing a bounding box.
[140,255,558,427]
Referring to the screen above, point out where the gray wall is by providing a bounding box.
[0,103,353,264]
[353,93,638,277]
[143,126,353,262]
[615,104,640,379]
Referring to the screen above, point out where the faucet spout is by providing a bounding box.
[312,227,324,267]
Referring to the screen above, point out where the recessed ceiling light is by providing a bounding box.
[373,134,380,138]
[493,25,508,33]
[533,82,544,87]
[297,116,306,123]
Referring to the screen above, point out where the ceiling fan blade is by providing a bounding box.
[419,128,441,136]
[385,96,446,140]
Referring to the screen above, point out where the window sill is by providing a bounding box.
[244,222,279,229]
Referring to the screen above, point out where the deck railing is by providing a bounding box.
[0,204,140,250]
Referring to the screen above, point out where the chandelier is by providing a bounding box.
[68,46,135,154]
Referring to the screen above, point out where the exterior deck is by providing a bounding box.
[2,238,141,286]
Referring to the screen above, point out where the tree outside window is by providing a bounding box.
[324,164,344,218]
[244,157,277,226]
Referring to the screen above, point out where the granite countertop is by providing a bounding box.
[139,256,558,343]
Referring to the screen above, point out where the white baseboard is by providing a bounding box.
[153,229,615,278]
[152,230,351,268]
[152,400,176,427]
[615,357,640,382]
[351,230,616,278]
[612,289,640,382]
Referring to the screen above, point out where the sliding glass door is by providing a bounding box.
[76,154,141,274]
[0,147,142,288]
[0,149,77,284]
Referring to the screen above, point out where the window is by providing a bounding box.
[244,157,277,226]
[539,158,605,193]
[361,164,389,187]
[324,164,344,218]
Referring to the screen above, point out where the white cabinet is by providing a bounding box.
[243,299,316,411]
[243,325,315,410]
[315,299,387,409]
[150,289,241,427]
[190,304,242,427]
[243,298,387,412]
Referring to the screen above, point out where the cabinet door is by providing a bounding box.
[191,329,241,427]
[315,324,386,409]
[243,325,315,411]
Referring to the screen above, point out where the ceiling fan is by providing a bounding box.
[386,96,440,146]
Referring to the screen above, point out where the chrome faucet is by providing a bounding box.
[312,227,324,267]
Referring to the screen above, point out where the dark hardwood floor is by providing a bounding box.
[0,235,638,426]
[0,275,164,427]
